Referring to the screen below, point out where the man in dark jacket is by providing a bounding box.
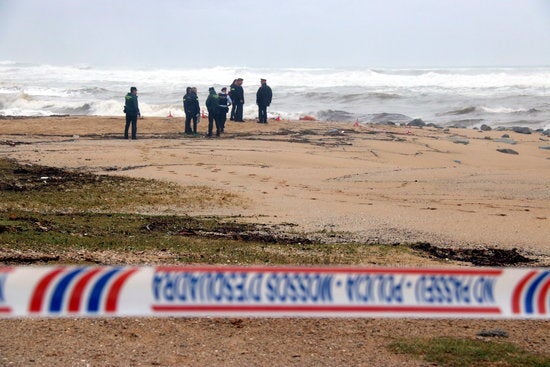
[205,87,220,137]
[256,79,272,124]
[229,79,237,121]
[183,87,200,135]
[124,86,140,139]
[231,78,245,122]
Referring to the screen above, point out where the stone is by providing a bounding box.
[477,329,509,338]
[497,148,519,155]
[407,118,426,127]
[449,137,469,145]
[368,113,412,125]
[426,123,442,129]
[480,124,492,131]
[511,126,532,134]
[493,138,517,145]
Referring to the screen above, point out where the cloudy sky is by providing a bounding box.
[1,0,549,68]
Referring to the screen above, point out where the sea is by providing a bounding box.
[1,61,549,130]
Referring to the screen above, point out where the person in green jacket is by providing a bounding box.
[205,87,220,137]
[124,86,140,140]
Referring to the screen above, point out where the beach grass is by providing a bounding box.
[0,158,241,213]
[0,210,421,265]
[388,337,550,367]
[0,157,427,266]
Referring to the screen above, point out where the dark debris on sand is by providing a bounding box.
[411,242,533,266]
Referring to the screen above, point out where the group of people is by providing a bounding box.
[123,78,273,139]
[204,86,231,137]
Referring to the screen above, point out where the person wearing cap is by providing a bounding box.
[231,78,245,122]
[205,87,220,137]
[124,86,140,139]
[256,79,272,124]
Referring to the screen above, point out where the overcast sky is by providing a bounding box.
[1,0,549,68]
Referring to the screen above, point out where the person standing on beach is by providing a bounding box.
[229,79,238,121]
[205,87,220,137]
[124,86,140,140]
[231,78,245,122]
[256,78,272,124]
[217,87,232,133]
[183,87,200,135]
[191,87,200,134]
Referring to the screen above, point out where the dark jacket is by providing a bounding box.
[218,93,230,113]
[183,92,199,115]
[231,85,244,104]
[256,84,272,106]
[124,92,140,115]
[228,82,237,99]
[206,92,219,112]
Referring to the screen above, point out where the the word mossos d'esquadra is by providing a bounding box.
[0,266,548,318]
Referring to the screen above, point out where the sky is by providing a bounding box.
[0,0,549,69]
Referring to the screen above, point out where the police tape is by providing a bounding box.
[0,265,548,318]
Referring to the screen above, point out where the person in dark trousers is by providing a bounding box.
[217,87,232,133]
[191,87,200,134]
[229,79,237,121]
[231,78,245,122]
[205,87,220,137]
[256,78,272,123]
[183,86,200,135]
[124,86,140,139]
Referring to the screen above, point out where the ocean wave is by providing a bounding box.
[298,91,401,103]
[68,87,111,95]
[2,61,550,129]
[439,107,477,115]
[367,113,413,124]
[367,92,401,100]
[316,110,356,121]
[5,62,550,90]
[62,103,92,114]
[480,106,540,114]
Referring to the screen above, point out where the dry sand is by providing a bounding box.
[1,116,549,253]
[0,116,549,366]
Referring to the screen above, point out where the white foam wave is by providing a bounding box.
[3,62,550,91]
[481,106,529,114]
[1,61,550,128]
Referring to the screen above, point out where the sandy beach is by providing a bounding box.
[1,115,549,255]
[1,115,549,366]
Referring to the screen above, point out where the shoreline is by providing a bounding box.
[1,115,549,257]
[1,114,549,134]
